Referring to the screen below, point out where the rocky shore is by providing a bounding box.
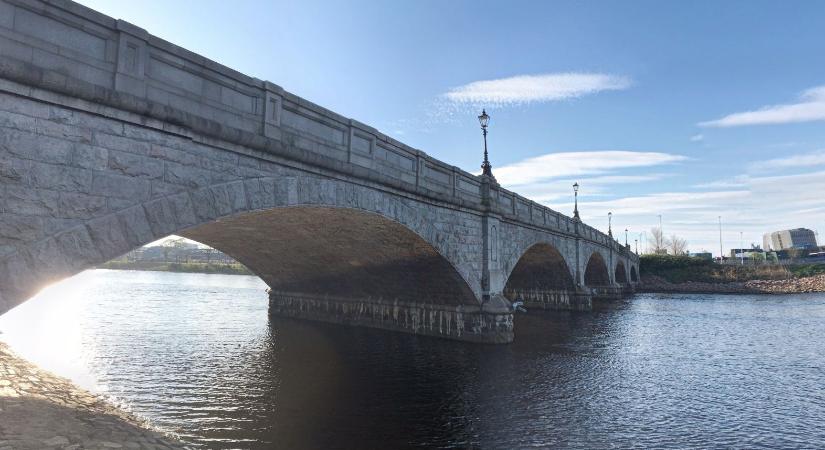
[640,273,825,294]
[0,342,186,450]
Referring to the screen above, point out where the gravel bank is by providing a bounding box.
[640,274,825,294]
[0,342,187,450]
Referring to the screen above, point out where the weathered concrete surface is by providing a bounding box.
[504,288,592,311]
[0,342,185,449]
[269,291,514,344]
[0,0,639,343]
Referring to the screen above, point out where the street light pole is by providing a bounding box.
[718,216,723,261]
[608,212,613,237]
[573,182,580,221]
[635,239,639,254]
[625,228,629,247]
[478,110,492,177]
[740,231,744,265]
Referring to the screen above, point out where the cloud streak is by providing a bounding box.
[700,84,825,127]
[748,149,825,172]
[443,73,631,107]
[493,151,686,187]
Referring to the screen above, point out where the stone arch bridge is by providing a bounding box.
[0,0,639,343]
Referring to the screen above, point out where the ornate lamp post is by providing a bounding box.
[635,238,639,254]
[478,109,492,177]
[608,212,613,237]
[572,182,580,220]
[625,228,629,247]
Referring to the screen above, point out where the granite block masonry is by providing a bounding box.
[0,0,638,343]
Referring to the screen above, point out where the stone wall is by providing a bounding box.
[269,291,514,344]
[504,288,592,311]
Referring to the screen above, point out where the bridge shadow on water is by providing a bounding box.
[220,300,634,450]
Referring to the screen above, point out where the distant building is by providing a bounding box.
[729,248,763,260]
[763,228,818,251]
[690,251,713,261]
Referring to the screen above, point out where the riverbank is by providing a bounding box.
[639,254,825,294]
[640,273,825,294]
[98,260,252,275]
[0,342,186,449]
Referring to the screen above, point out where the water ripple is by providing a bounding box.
[1,271,824,448]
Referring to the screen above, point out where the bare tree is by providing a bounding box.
[651,227,666,254]
[668,234,688,255]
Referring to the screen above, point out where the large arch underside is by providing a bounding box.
[180,206,477,306]
[179,206,511,342]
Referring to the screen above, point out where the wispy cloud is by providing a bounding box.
[699,84,825,127]
[443,73,631,107]
[511,173,668,203]
[748,149,825,172]
[690,134,704,142]
[693,175,750,189]
[493,151,686,187]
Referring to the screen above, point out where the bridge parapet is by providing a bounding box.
[0,0,635,264]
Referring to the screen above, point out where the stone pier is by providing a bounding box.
[591,286,631,301]
[268,291,514,344]
[504,288,592,311]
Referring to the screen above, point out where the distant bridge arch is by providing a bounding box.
[584,251,611,287]
[615,261,628,285]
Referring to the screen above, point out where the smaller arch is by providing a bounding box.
[504,243,580,310]
[630,265,639,283]
[614,261,628,285]
[584,252,611,287]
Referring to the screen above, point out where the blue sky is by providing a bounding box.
[78,0,825,255]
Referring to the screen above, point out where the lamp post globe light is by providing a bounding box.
[478,109,493,177]
[573,182,580,220]
[608,212,613,237]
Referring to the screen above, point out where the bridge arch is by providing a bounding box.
[503,243,580,310]
[614,261,628,285]
[583,251,611,287]
[630,265,639,283]
[0,176,484,317]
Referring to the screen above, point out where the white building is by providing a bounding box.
[762,228,818,251]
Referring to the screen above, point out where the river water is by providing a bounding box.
[1,269,823,449]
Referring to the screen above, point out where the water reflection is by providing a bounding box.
[1,270,825,448]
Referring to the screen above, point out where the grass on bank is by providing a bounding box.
[98,260,253,275]
[640,254,825,284]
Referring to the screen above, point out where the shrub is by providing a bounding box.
[639,254,712,274]
[788,264,825,278]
